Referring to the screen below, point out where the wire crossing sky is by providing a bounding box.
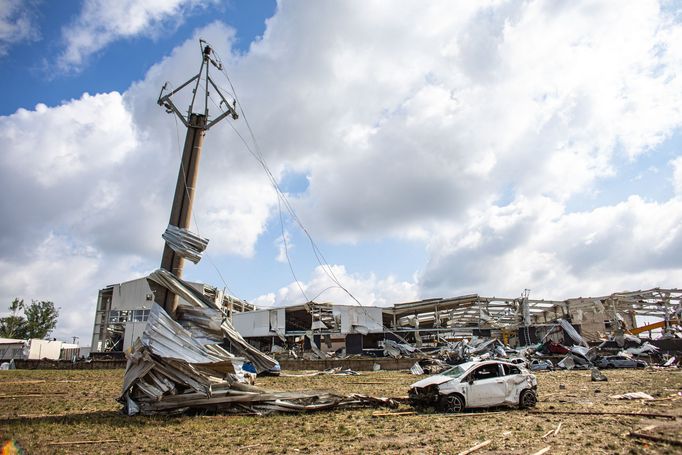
[1,0,682,344]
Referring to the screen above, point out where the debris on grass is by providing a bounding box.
[591,368,608,382]
[628,431,682,447]
[456,439,491,455]
[610,392,655,401]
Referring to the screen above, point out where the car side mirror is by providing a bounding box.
[468,378,474,385]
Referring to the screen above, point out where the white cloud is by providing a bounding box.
[0,0,39,56]
[1,93,135,186]
[254,265,419,308]
[0,233,150,342]
[223,0,682,241]
[421,194,682,299]
[59,0,215,70]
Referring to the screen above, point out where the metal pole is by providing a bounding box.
[158,113,207,316]
[153,41,237,318]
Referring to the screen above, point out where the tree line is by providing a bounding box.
[0,298,59,339]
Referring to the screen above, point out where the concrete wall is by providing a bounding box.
[572,306,607,341]
[111,278,154,311]
[26,339,62,360]
[338,306,384,334]
[233,310,273,337]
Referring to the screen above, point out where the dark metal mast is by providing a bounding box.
[155,40,238,317]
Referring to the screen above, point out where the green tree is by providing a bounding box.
[0,298,27,339]
[23,300,59,339]
[0,299,59,339]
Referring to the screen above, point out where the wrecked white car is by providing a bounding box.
[408,360,538,412]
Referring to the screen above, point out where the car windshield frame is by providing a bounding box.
[441,365,468,378]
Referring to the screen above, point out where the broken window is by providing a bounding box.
[471,364,500,381]
[502,364,521,375]
[442,365,467,378]
[132,309,150,322]
[109,310,130,323]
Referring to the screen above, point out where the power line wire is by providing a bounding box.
[207,46,418,346]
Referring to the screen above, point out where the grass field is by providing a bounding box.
[0,367,681,454]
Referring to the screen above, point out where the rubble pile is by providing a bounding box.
[120,269,397,415]
[388,317,680,375]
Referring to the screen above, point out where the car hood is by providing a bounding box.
[410,374,454,388]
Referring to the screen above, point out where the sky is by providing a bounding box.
[1,0,682,345]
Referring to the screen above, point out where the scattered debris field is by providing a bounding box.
[1,368,681,454]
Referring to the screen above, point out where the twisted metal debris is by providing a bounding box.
[120,269,397,415]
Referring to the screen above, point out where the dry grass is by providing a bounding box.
[0,368,681,454]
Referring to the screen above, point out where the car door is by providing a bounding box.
[500,364,526,401]
[464,363,506,407]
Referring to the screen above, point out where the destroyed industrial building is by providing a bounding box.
[90,276,255,354]
[95,283,682,359]
[118,274,681,414]
[229,288,682,358]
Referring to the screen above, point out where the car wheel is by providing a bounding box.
[519,389,537,409]
[440,394,464,413]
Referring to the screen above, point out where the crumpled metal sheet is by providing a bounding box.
[305,331,328,360]
[383,339,417,358]
[121,302,397,415]
[557,356,575,370]
[558,318,588,347]
[428,337,514,366]
[162,224,209,264]
[143,304,232,365]
[280,367,360,377]
[121,269,397,416]
[147,268,277,373]
[570,345,597,362]
[469,337,508,357]
[624,342,659,356]
[610,392,654,400]
[121,303,246,413]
